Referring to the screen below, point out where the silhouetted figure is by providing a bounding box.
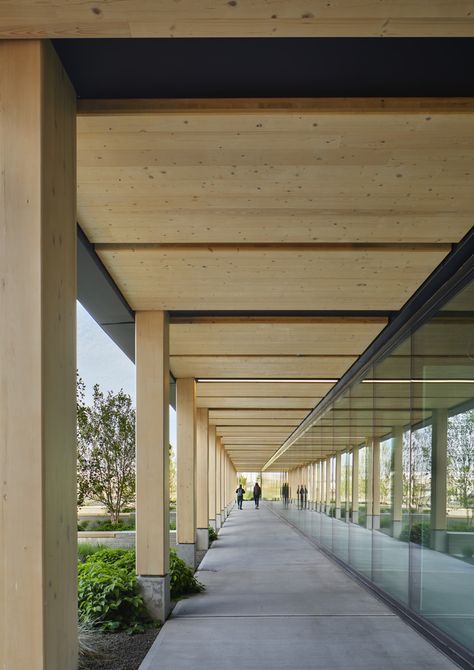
[236,484,245,510]
[299,484,305,510]
[253,482,262,509]
[304,486,308,510]
[296,485,301,509]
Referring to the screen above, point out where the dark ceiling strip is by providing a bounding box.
[95,242,452,252]
[263,226,474,469]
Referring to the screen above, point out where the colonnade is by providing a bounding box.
[136,314,237,620]
[0,41,237,669]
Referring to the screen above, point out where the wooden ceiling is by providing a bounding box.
[1,1,473,37]
[76,98,473,471]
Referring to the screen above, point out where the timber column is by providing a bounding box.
[176,378,197,567]
[392,427,404,538]
[136,311,171,622]
[215,438,222,528]
[196,408,209,550]
[431,409,448,552]
[0,41,77,670]
[208,424,217,530]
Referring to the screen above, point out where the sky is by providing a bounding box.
[77,301,177,446]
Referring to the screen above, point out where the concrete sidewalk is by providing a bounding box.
[139,503,458,670]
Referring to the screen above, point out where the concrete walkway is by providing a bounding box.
[139,503,458,670]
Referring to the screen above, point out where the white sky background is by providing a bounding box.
[77,301,177,447]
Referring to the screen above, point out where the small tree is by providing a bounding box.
[77,379,136,523]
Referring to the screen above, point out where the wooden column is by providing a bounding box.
[431,409,448,551]
[352,447,360,524]
[392,426,404,538]
[136,311,170,620]
[326,459,332,513]
[208,424,217,529]
[335,453,342,519]
[215,438,222,528]
[0,41,76,670]
[176,378,197,567]
[196,408,209,550]
[366,439,380,530]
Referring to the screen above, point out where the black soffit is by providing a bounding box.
[53,37,474,99]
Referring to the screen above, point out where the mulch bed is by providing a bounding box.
[79,629,158,670]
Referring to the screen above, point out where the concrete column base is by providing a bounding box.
[372,515,380,530]
[196,527,209,551]
[216,513,222,529]
[431,529,447,552]
[209,518,217,531]
[138,574,170,623]
[352,511,359,525]
[176,543,196,568]
[335,507,341,519]
[392,519,403,539]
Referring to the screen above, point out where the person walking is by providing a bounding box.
[236,483,245,510]
[253,482,262,509]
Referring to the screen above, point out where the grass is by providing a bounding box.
[78,543,107,563]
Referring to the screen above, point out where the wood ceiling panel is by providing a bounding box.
[97,247,449,311]
[172,320,386,356]
[215,419,302,427]
[78,103,473,245]
[202,397,317,409]
[1,2,473,37]
[197,382,334,398]
[209,410,308,424]
[174,355,356,379]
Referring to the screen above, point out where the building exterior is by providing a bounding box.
[1,6,474,669]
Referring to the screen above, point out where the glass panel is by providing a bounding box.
[412,280,474,653]
[371,338,411,606]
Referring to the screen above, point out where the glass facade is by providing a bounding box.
[273,278,474,659]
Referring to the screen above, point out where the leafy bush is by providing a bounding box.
[208,526,218,542]
[78,543,106,563]
[169,549,204,599]
[78,520,90,531]
[78,548,204,633]
[169,519,176,530]
[93,519,135,531]
[399,522,431,547]
[78,549,151,633]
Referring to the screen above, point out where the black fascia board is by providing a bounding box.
[77,226,178,408]
[77,225,135,362]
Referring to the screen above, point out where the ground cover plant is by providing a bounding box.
[78,547,204,634]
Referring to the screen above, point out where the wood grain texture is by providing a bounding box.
[78,102,474,245]
[1,2,473,37]
[97,246,450,312]
[135,311,170,576]
[172,321,386,356]
[0,40,77,670]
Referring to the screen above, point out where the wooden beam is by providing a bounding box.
[2,3,474,38]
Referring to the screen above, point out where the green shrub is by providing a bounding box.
[169,519,176,530]
[93,519,135,531]
[78,520,90,531]
[399,522,431,547]
[169,549,204,599]
[78,543,106,563]
[208,526,218,543]
[78,549,151,634]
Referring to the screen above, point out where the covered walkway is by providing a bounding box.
[140,504,457,670]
